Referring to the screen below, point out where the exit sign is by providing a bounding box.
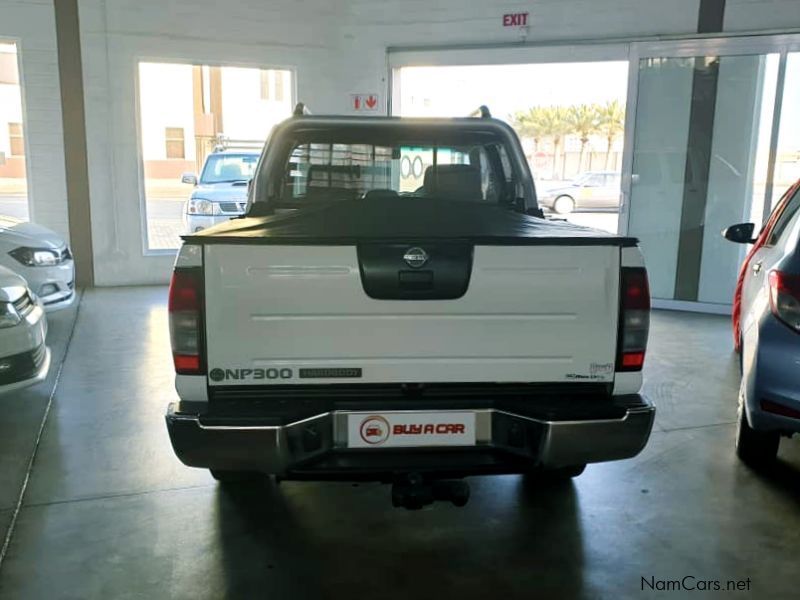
[503,12,529,27]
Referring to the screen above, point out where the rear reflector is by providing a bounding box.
[617,267,650,372]
[621,351,646,369]
[768,270,800,333]
[168,269,204,375]
[761,399,800,420]
[173,354,201,373]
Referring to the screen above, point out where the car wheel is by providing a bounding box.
[209,469,263,484]
[553,195,575,215]
[735,405,779,467]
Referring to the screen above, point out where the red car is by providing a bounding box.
[732,179,800,352]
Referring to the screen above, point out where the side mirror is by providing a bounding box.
[722,222,756,244]
[181,172,198,185]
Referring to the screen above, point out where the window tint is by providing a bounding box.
[769,188,800,245]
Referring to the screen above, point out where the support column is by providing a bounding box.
[54,0,94,287]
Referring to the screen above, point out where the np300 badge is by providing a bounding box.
[403,247,429,268]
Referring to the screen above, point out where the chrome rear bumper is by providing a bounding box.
[166,397,655,477]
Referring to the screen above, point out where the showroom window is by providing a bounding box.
[394,61,629,234]
[138,62,293,250]
[0,42,29,221]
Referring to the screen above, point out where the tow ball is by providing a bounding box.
[391,473,470,510]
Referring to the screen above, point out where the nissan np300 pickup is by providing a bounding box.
[165,106,655,508]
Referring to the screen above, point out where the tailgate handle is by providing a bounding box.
[398,270,433,290]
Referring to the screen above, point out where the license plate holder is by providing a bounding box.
[346,412,476,449]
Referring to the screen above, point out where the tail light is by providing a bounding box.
[768,270,800,333]
[168,269,205,375]
[617,267,650,372]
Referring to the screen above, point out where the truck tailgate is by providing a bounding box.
[203,244,620,386]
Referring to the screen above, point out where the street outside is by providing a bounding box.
[0,194,28,221]
[145,196,185,250]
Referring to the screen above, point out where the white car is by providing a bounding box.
[0,216,75,311]
[0,264,49,395]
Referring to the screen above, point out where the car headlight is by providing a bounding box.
[8,247,60,267]
[187,198,218,216]
[0,302,21,328]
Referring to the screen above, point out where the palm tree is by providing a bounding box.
[567,104,600,174]
[509,106,549,152]
[596,100,625,170]
[539,106,570,180]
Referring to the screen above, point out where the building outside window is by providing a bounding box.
[8,122,23,156]
[165,127,185,159]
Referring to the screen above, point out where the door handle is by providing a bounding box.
[752,262,762,274]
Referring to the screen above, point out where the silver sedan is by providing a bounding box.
[0,215,75,311]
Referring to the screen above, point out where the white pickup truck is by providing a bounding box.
[165,108,654,508]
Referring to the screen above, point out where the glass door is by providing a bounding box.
[624,46,781,307]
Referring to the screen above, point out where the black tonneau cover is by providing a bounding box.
[183,198,637,247]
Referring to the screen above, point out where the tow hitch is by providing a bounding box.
[391,473,470,510]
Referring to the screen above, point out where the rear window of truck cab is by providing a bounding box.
[258,124,525,210]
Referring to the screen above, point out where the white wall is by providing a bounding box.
[0,0,69,238]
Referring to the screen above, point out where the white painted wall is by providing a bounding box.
[0,0,69,238]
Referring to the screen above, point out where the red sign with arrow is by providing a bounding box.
[352,93,380,112]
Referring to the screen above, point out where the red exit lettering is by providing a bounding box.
[503,12,529,27]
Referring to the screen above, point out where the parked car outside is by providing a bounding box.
[538,171,621,214]
[0,264,49,395]
[724,181,800,466]
[182,150,260,233]
[0,215,75,311]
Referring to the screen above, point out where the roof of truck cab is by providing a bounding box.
[269,115,521,135]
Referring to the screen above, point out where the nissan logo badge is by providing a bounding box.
[403,247,428,268]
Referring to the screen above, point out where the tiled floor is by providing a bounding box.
[0,288,798,599]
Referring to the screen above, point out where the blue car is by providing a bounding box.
[724,184,800,465]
